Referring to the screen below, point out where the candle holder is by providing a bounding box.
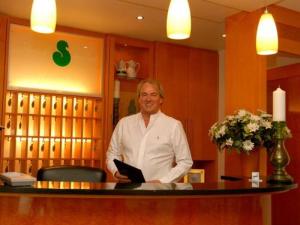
[113,98,120,127]
[267,121,293,184]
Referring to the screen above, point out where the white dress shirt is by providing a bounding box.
[106,111,193,183]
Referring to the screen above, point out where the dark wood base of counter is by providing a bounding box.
[0,195,267,225]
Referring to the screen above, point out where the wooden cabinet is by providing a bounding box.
[155,42,218,181]
[1,91,104,175]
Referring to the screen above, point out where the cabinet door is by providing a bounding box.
[188,49,218,160]
[154,42,189,128]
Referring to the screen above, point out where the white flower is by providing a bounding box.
[226,115,234,121]
[225,138,233,146]
[259,112,272,119]
[242,140,254,151]
[250,115,261,121]
[246,122,259,132]
[261,120,272,129]
[215,125,226,138]
[237,109,247,117]
[209,109,292,154]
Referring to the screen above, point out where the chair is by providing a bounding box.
[37,165,106,182]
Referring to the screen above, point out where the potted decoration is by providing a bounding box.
[209,109,293,183]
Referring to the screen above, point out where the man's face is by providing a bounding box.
[138,82,163,115]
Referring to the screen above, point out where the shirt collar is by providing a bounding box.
[138,110,161,128]
[138,110,161,120]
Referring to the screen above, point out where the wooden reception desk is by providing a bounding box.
[0,180,297,225]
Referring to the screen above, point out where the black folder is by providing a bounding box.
[113,159,145,183]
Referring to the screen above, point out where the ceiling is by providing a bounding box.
[0,0,300,50]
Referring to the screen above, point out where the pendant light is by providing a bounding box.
[31,0,57,34]
[167,0,191,40]
[256,9,278,55]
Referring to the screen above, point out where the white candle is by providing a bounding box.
[273,87,286,121]
[114,80,120,98]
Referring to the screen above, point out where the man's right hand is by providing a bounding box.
[114,171,131,183]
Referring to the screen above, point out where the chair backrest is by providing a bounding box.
[37,165,106,182]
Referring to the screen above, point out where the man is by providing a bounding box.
[106,79,193,183]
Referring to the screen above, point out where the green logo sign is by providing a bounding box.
[52,40,71,67]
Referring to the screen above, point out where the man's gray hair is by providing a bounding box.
[136,79,165,98]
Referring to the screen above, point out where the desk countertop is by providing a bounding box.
[0,179,297,197]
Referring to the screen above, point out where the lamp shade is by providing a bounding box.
[167,0,191,40]
[256,9,278,55]
[31,0,57,34]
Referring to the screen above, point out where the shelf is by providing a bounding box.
[109,35,154,126]
[1,90,104,176]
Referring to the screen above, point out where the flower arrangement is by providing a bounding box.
[209,109,292,154]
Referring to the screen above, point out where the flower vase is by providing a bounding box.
[241,149,260,178]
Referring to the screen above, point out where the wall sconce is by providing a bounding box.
[167,0,191,40]
[31,0,57,34]
[256,8,278,55]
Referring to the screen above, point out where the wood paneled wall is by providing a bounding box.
[268,63,300,225]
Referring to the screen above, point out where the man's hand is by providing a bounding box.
[114,171,131,183]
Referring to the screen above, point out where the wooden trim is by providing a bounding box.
[268,63,300,81]
[0,15,9,172]
[279,38,300,56]
[103,35,114,169]
[269,5,300,29]
[277,23,300,43]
